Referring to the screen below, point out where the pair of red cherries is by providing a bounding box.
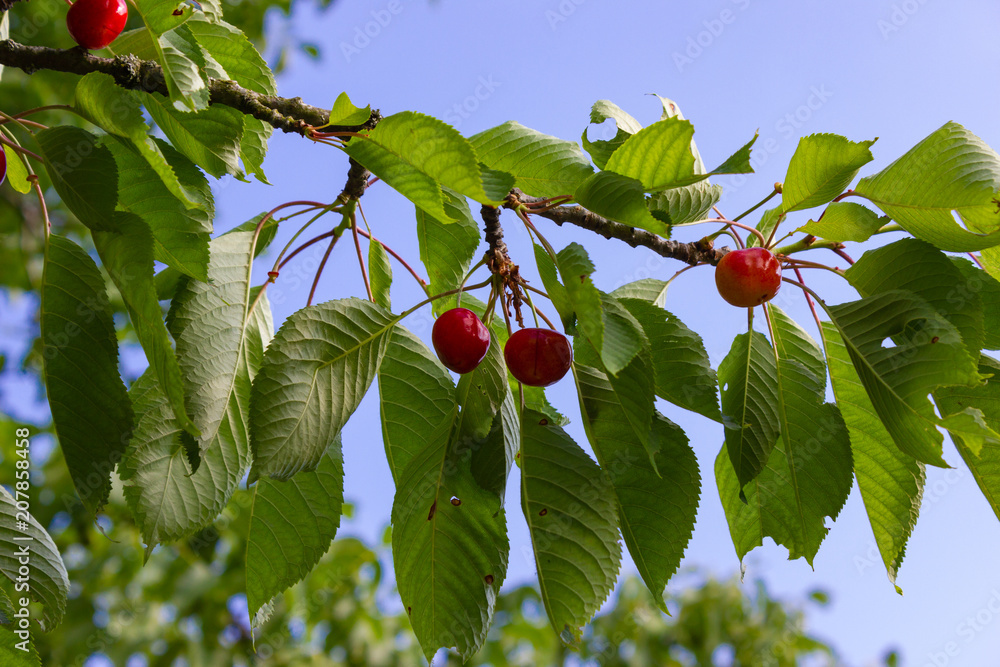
[432,309,572,387]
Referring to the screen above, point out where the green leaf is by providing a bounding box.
[378,325,457,484]
[343,112,513,218]
[120,291,272,550]
[2,144,31,194]
[824,290,984,466]
[609,278,668,307]
[41,235,133,514]
[93,212,198,436]
[798,202,886,243]
[574,363,699,611]
[154,25,211,111]
[854,122,1000,252]
[781,134,875,212]
[74,74,203,210]
[391,416,508,661]
[415,188,480,301]
[617,296,722,422]
[146,96,245,178]
[574,338,656,472]
[846,238,985,358]
[104,136,213,281]
[533,244,573,331]
[0,486,69,632]
[185,17,276,94]
[820,322,923,590]
[246,436,344,628]
[604,116,756,192]
[649,180,723,226]
[323,91,372,127]
[950,257,1000,351]
[603,116,695,191]
[469,121,594,198]
[719,331,781,495]
[551,244,645,375]
[574,171,667,235]
[368,238,393,310]
[844,243,1000,456]
[520,409,621,643]
[166,231,260,461]
[936,355,1000,522]
[240,117,272,184]
[132,0,193,36]
[717,306,852,565]
[455,333,508,442]
[746,206,784,248]
[249,298,396,481]
[580,99,642,170]
[37,126,118,231]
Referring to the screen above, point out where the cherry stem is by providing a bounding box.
[355,228,428,289]
[13,105,73,117]
[269,205,334,271]
[520,282,550,300]
[518,209,560,265]
[832,189,857,202]
[456,256,489,308]
[307,234,339,307]
[366,176,380,188]
[782,257,846,277]
[793,266,824,334]
[246,201,329,319]
[761,303,779,359]
[30,177,51,237]
[665,262,705,288]
[710,206,767,246]
[781,276,830,313]
[968,252,986,271]
[0,133,42,161]
[520,286,556,330]
[279,230,337,271]
[0,116,46,131]
[830,246,855,265]
[351,214,374,302]
[399,278,494,322]
[732,185,781,223]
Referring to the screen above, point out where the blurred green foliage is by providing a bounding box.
[0,418,847,666]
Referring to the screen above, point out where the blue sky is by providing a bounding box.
[4,0,1000,665]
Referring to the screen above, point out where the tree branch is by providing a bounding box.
[0,38,380,134]
[507,189,728,266]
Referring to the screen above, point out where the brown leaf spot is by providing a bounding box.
[539,508,548,516]
[407,606,412,615]
[172,8,184,15]
[539,418,548,426]
[580,274,588,283]
[484,574,494,585]
[932,336,940,343]
[450,496,461,506]
[427,501,437,520]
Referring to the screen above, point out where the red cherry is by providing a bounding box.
[67,0,128,51]
[504,328,573,387]
[432,308,491,374]
[715,247,782,308]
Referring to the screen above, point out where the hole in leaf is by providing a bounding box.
[881,338,896,349]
